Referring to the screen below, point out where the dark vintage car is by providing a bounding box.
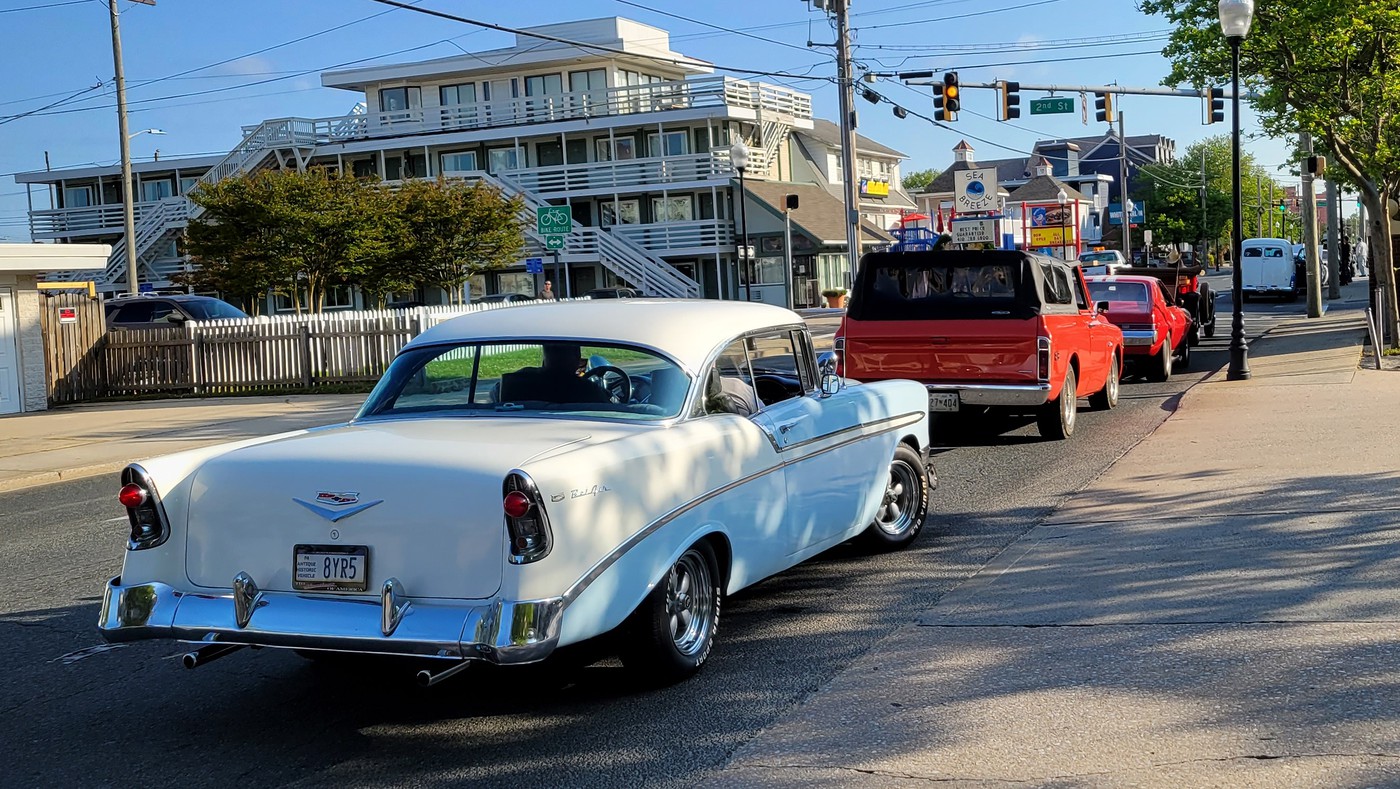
[104,294,248,331]
[1104,264,1215,345]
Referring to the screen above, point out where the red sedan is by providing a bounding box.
[1085,275,1193,382]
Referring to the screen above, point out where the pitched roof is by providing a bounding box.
[1008,174,1085,204]
[741,180,894,244]
[800,119,907,158]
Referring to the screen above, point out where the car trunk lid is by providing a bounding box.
[183,418,600,599]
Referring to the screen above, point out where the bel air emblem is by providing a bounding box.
[293,491,383,522]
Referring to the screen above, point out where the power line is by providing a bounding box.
[0,82,105,126]
[856,30,1170,53]
[366,0,839,82]
[856,0,1066,32]
[0,0,87,12]
[611,0,814,54]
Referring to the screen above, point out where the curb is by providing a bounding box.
[0,461,127,495]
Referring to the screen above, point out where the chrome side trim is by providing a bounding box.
[560,410,925,606]
[778,411,923,455]
[381,577,411,637]
[1120,330,1158,347]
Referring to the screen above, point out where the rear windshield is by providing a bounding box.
[1244,246,1286,258]
[1087,281,1149,307]
[850,253,1041,320]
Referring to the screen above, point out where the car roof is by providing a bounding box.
[406,299,803,370]
[1085,275,1162,286]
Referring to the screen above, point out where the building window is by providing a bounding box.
[379,86,421,118]
[651,195,694,222]
[747,257,788,286]
[351,157,378,179]
[440,83,476,106]
[440,151,479,173]
[62,185,93,208]
[524,74,563,97]
[179,176,200,195]
[601,199,641,226]
[487,148,521,174]
[140,179,173,202]
[496,271,535,296]
[595,138,636,161]
[569,68,608,114]
[647,131,691,158]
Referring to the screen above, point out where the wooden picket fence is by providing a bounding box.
[45,298,585,403]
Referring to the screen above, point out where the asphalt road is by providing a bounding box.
[0,275,1299,788]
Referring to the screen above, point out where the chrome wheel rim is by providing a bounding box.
[875,459,920,536]
[1107,356,1120,405]
[666,550,714,657]
[1062,376,1077,432]
[1163,336,1173,376]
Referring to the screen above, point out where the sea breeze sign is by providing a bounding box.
[954,167,999,213]
[951,218,997,245]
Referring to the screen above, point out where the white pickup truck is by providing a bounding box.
[1077,250,1129,275]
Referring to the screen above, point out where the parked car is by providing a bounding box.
[1240,237,1299,301]
[104,294,248,331]
[97,300,934,686]
[1086,275,1193,381]
[1105,264,1216,344]
[1292,243,1331,293]
[834,250,1124,440]
[586,287,641,299]
[1077,249,1130,276]
[471,292,535,305]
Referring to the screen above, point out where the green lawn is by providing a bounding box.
[425,346,657,382]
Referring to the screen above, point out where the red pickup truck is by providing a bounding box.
[834,250,1123,440]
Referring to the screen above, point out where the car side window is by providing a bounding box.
[746,330,805,407]
[112,302,156,324]
[695,339,759,418]
[792,330,817,391]
[1157,281,1174,305]
[150,302,180,323]
[1068,268,1090,310]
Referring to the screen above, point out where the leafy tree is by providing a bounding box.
[902,168,940,192]
[1141,0,1400,340]
[377,178,527,305]
[183,168,394,313]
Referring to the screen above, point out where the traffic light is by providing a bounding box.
[1094,91,1115,123]
[934,71,960,121]
[1202,87,1224,125]
[999,80,1021,121]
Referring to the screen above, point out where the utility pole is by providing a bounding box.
[833,0,862,284]
[1200,148,1208,265]
[1301,132,1323,318]
[110,0,140,295]
[1268,181,1275,238]
[1326,178,1341,298]
[1118,113,1131,260]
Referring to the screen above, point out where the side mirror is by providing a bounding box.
[820,373,843,397]
[816,351,836,377]
[1095,301,1110,315]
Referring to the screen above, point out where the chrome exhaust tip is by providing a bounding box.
[182,643,246,670]
[416,659,473,688]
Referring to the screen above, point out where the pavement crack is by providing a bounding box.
[746,763,1115,784]
[1151,752,1400,767]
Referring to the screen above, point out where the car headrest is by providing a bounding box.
[647,366,687,413]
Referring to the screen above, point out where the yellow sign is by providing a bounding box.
[1030,227,1073,247]
[859,178,890,197]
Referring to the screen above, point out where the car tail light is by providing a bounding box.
[120,466,169,550]
[503,471,552,565]
[1036,336,1051,383]
[833,336,846,376]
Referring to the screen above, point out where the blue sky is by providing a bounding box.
[0,0,1302,240]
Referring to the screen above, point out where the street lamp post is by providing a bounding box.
[1057,188,1070,260]
[730,141,753,301]
[1221,0,1254,380]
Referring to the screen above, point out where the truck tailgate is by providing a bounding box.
[845,319,1041,384]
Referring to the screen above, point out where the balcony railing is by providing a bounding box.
[611,219,735,253]
[29,201,165,238]
[494,152,746,196]
[304,76,811,144]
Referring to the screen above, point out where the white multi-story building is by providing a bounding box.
[16,18,916,308]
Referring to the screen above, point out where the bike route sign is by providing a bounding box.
[536,206,571,236]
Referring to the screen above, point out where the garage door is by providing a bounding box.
[0,288,20,415]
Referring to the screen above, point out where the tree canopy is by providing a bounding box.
[902,168,940,193]
[182,169,526,312]
[1140,0,1400,338]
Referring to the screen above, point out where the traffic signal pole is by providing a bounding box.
[1302,132,1324,318]
[898,79,1250,101]
[834,0,862,283]
[1119,113,1131,261]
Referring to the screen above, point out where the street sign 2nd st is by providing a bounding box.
[1030,97,1074,115]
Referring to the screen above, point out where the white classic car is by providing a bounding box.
[99,300,934,685]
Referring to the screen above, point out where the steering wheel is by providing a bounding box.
[583,365,632,403]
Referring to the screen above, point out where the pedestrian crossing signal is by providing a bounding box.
[1202,87,1225,124]
[1094,92,1115,123]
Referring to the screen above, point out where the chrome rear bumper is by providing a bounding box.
[1120,330,1158,347]
[928,383,1051,407]
[97,576,562,664]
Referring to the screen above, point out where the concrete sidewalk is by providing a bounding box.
[0,394,362,492]
[715,302,1400,787]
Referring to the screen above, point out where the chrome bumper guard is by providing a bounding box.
[97,575,563,665]
[1120,330,1158,347]
[927,383,1052,407]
